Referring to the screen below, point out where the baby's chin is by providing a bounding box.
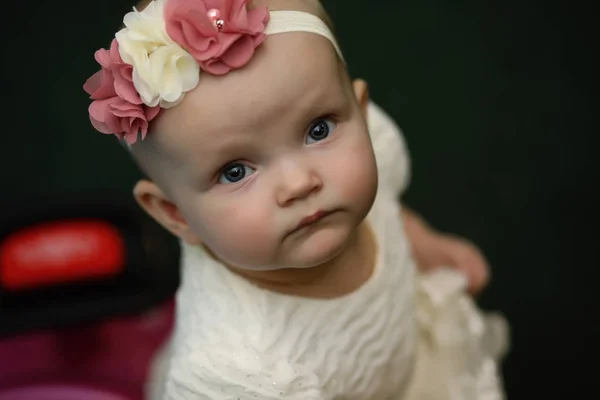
[287,225,352,267]
[236,222,355,271]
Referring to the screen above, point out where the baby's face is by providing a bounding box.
[150,32,378,270]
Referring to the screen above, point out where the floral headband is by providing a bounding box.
[83,0,342,145]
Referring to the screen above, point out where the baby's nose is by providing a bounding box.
[275,160,323,207]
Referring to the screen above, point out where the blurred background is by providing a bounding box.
[0,0,597,399]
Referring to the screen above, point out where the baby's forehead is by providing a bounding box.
[152,31,348,160]
[111,0,343,183]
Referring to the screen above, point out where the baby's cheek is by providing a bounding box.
[202,197,277,267]
[329,144,376,201]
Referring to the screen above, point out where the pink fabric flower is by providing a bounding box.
[88,97,161,144]
[83,39,160,143]
[164,0,270,75]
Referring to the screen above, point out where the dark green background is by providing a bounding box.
[1,0,596,398]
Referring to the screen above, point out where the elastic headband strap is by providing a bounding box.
[266,11,344,62]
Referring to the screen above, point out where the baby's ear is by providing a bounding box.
[352,79,369,118]
[133,180,202,246]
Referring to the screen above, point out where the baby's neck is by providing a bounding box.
[225,221,377,299]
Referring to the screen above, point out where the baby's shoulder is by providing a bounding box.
[366,101,411,196]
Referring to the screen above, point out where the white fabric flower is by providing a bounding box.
[115,0,199,108]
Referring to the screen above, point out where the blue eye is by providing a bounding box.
[218,163,255,184]
[306,119,336,144]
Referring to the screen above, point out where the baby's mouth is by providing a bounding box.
[293,210,334,233]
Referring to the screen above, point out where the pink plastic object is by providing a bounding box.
[0,301,174,400]
[0,385,131,400]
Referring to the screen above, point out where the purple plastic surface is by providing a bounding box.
[0,301,174,400]
[0,384,131,400]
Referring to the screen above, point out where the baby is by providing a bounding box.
[84,0,509,399]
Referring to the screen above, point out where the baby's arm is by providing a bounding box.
[400,205,489,294]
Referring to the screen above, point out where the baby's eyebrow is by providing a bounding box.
[208,132,254,158]
[184,133,249,178]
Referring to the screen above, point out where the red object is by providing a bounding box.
[0,219,125,290]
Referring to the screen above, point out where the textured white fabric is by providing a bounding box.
[147,102,508,400]
[368,102,411,196]
[404,270,509,400]
[265,11,344,62]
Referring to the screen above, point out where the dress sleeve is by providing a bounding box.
[367,101,411,196]
[163,344,328,400]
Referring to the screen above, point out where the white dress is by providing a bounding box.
[147,102,509,400]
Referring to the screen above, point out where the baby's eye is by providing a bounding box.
[218,163,256,184]
[305,119,336,144]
